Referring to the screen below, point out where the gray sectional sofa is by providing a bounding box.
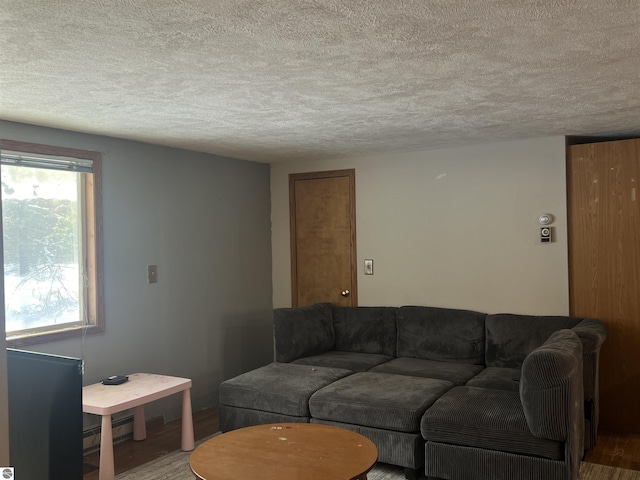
[218,303,607,480]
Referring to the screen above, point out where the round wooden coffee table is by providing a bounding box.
[190,423,378,480]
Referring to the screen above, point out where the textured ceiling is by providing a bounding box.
[1,1,639,163]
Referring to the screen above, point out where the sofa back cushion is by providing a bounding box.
[273,303,335,363]
[485,314,581,368]
[332,306,397,356]
[397,306,485,364]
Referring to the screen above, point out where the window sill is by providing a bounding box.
[6,324,104,348]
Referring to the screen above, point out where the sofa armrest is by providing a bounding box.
[572,318,607,355]
[520,329,583,442]
[273,303,335,363]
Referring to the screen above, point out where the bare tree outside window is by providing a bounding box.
[3,166,80,330]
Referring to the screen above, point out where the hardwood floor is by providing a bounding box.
[82,407,218,479]
[82,407,640,478]
[585,430,640,471]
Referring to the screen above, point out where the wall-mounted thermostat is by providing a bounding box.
[540,227,552,243]
[538,213,554,243]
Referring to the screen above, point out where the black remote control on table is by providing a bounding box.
[102,375,129,385]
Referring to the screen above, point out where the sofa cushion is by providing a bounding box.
[309,372,454,432]
[485,313,581,368]
[332,306,397,356]
[292,351,393,372]
[421,386,564,460]
[219,362,351,417]
[369,357,483,386]
[466,367,521,391]
[397,306,485,364]
[274,303,335,363]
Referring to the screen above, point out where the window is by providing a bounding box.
[1,139,104,346]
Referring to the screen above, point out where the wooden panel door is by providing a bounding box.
[567,138,640,433]
[289,169,357,307]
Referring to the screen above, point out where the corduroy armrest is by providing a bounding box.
[520,329,583,441]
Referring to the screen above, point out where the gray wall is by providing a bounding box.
[0,120,274,426]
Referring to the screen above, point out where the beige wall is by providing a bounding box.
[272,136,569,315]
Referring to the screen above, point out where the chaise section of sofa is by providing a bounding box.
[423,329,584,480]
[474,313,607,450]
[218,362,351,432]
[309,372,454,470]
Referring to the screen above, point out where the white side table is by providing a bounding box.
[83,373,195,480]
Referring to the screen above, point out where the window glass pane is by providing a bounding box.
[2,164,83,333]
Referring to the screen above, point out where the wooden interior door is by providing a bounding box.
[289,169,357,307]
[567,138,640,433]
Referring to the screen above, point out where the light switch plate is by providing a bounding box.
[148,265,158,283]
[364,259,374,275]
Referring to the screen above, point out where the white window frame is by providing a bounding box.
[1,139,104,347]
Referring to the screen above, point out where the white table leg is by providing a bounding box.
[99,414,115,480]
[133,405,146,441]
[181,388,195,451]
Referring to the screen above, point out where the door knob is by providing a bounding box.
[341,290,350,297]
